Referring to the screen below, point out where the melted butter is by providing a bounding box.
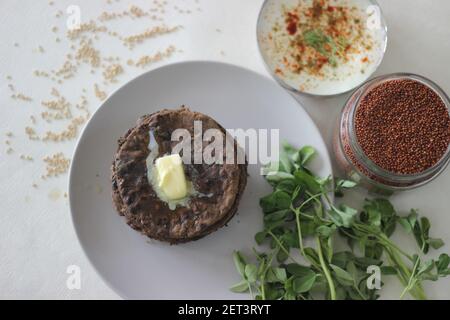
[154,154,188,199]
[145,131,216,210]
[146,131,194,210]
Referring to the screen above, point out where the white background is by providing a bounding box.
[0,0,449,299]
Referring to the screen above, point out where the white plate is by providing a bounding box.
[69,61,332,299]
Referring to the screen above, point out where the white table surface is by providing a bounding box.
[1,0,449,300]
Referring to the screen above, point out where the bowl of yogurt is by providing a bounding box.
[257,0,387,96]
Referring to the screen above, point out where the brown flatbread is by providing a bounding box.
[111,107,247,244]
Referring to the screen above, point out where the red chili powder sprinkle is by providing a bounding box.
[354,79,450,175]
[285,12,299,35]
[274,0,372,77]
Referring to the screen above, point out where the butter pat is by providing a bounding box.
[154,154,187,200]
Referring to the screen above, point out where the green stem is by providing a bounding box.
[259,251,275,301]
[297,192,325,211]
[386,247,427,300]
[354,284,368,300]
[316,237,336,300]
[354,224,414,261]
[294,211,305,255]
[248,282,254,299]
[260,280,266,300]
[400,256,421,300]
[268,231,300,264]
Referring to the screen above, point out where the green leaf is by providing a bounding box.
[304,247,320,266]
[264,209,289,223]
[427,238,445,250]
[300,219,317,237]
[275,179,298,194]
[347,261,358,280]
[266,172,295,184]
[229,280,249,293]
[316,225,336,238]
[286,264,314,277]
[346,287,363,300]
[273,267,287,282]
[260,190,291,214]
[233,251,246,277]
[417,259,435,279]
[331,251,354,269]
[329,264,354,286]
[437,254,450,276]
[281,229,299,248]
[374,199,395,218]
[409,214,430,254]
[265,283,284,300]
[293,169,321,194]
[244,264,258,283]
[329,205,357,228]
[398,217,413,233]
[266,267,287,283]
[335,178,357,197]
[293,273,317,293]
[363,198,397,236]
[366,208,381,227]
[279,146,293,173]
[324,236,334,263]
[264,219,285,231]
[421,217,431,236]
[298,146,316,166]
[255,231,267,245]
[363,242,384,261]
[336,179,357,189]
[276,249,288,263]
[408,210,418,227]
[354,256,382,268]
[334,285,347,300]
[380,266,398,275]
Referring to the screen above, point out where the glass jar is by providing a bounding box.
[333,73,450,194]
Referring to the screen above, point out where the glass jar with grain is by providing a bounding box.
[334,73,450,193]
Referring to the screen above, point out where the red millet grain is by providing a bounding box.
[354,79,450,175]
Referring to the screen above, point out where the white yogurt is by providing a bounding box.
[257,0,387,96]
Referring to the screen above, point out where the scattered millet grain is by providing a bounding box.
[135,45,176,68]
[42,116,86,142]
[76,41,101,68]
[43,152,70,177]
[66,21,108,40]
[102,63,123,82]
[25,127,40,141]
[122,25,179,47]
[11,93,33,102]
[53,60,77,80]
[20,154,34,161]
[33,70,50,78]
[129,5,147,18]
[94,84,107,100]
